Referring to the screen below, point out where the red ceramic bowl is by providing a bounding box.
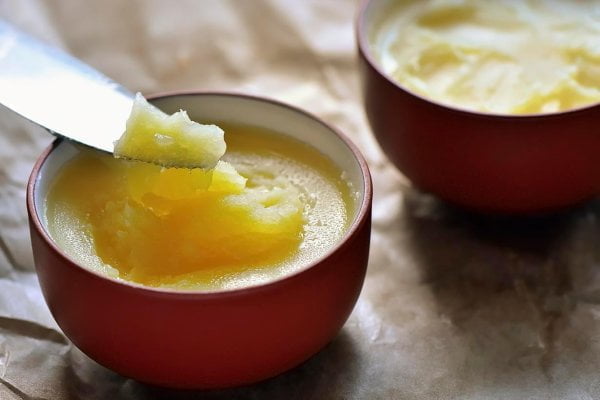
[357,0,600,214]
[27,92,372,389]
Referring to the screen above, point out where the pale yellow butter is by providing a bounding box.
[370,0,600,114]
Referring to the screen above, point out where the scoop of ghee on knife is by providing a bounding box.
[0,20,221,169]
[114,94,226,169]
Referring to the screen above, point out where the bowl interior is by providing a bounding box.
[358,0,399,65]
[32,93,369,288]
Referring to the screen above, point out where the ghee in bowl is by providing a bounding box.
[369,0,600,114]
[43,96,356,291]
[28,93,371,388]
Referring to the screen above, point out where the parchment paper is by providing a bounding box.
[1,1,600,399]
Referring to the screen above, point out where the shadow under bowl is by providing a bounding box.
[27,92,372,389]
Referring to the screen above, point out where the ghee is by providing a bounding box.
[114,94,226,169]
[370,0,600,114]
[45,124,353,290]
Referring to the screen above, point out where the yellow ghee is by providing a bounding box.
[370,0,600,114]
[45,124,353,290]
[114,94,226,169]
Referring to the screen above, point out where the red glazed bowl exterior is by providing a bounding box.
[27,93,372,389]
[357,0,600,214]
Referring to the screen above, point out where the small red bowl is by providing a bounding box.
[357,0,600,214]
[27,92,372,389]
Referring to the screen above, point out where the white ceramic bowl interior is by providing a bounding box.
[359,0,396,55]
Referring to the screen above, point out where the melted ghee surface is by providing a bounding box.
[45,124,353,291]
[370,0,600,114]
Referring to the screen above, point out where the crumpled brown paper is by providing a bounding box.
[1,1,600,399]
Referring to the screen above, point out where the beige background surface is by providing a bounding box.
[1,1,600,399]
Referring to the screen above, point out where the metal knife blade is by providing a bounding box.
[0,20,134,153]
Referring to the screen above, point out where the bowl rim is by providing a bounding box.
[27,91,373,299]
[356,0,600,120]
